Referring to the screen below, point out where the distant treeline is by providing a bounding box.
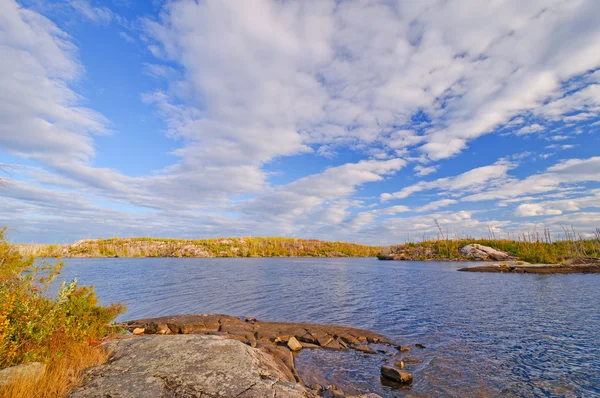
[15,237,383,258]
[381,228,600,264]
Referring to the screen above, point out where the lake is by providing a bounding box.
[56,257,600,397]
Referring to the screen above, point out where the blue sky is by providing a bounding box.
[1,0,599,244]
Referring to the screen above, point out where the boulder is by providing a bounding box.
[68,335,312,398]
[380,365,413,383]
[132,327,145,335]
[287,336,303,352]
[460,244,511,261]
[0,362,46,387]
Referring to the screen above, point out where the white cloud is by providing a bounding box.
[69,0,113,24]
[382,159,515,202]
[463,156,600,202]
[514,203,563,217]
[2,0,600,242]
[415,199,457,212]
[414,165,438,176]
[515,123,545,136]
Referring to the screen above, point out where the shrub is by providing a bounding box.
[0,228,125,396]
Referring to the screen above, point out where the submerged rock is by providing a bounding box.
[68,335,312,398]
[354,345,376,354]
[0,362,46,387]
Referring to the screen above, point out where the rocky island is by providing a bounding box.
[68,314,418,398]
[380,240,600,274]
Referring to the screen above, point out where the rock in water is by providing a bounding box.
[68,335,311,398]
[460,244,511,261]
[0,362,46,387]
[354,344,376,354]
[380,365,413,383]
[287,336,303,351]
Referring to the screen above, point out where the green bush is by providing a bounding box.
[0,228,125,368]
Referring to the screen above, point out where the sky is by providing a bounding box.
[0,0,599,244]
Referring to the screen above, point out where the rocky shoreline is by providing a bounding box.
[69,314,420,397]
[459,257,600,274]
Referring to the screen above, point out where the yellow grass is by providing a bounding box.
[0,342,108,398]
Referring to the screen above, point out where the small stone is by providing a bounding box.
[0,362,46,386]
[403,358,424,364]
[156,324,170,334]
[396,345,410,352]
[381,366,412,383]
[395,361,405,369]
[132,328,145,335]
[310,384,323,392]
[324,338,344,350]
[245,317,256,323]
[316,335,334,347]
[354,345,376,354]
[415,343,426,349]
[323,387,345,398]
[274,335,292,344]
[287,336,302,352]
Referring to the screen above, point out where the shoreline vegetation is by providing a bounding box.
[0,229,126,397]
[16,237,383,259]
[13,228,600,265]
[378,228,600,265]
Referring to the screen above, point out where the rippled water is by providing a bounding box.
[55,257,600,397]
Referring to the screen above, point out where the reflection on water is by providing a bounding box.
[55,257,600,397]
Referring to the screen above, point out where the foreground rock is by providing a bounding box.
[69,335,311,398]
[108,314,403,396]
[459,258,600,274]
[0,362,46,387]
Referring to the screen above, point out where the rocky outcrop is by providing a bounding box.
[460,244,512,261]
[122,314,389,354]
[71,315,405,397]
[68,335,311,398]
[459,258,600,274]
[0,362,46,387]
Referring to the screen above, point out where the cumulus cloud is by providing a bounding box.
[382,159,515,202]
[1,0,600,242]
[463,157,600,202]
[415,199,458,213]
[514,203,563,217]
[414,165,438,176]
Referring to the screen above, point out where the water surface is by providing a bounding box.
[56,257,600,397]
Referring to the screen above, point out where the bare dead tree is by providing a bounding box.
[0,163,14,187]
